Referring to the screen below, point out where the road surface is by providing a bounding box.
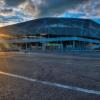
[0,52,100,100]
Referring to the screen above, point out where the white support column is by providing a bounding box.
[73,41,75,49]
[42,43,46,51]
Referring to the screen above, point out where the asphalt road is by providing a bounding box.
[0,52,100,100]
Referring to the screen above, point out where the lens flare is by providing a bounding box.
[0,34,14,51]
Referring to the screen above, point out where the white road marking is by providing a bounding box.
[0,71,100,96]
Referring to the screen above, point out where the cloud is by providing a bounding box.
[34,0,89,17]
[1,0,90,18]
[74,0,100,18]
[0,9,33,27]
[0,8,13,16]
[0,0,100,27]
[5,0,26,7]
[58,0,100,24]
[18,0,38,16]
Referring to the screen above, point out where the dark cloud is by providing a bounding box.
[1,0,100,18]
[5,0,26,6]
[0,8,13,13]
[3,0,90,17]
[36,0,90,17]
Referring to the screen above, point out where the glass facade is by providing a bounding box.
[0,18,100,51]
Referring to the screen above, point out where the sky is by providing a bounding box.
[0,0,100,27]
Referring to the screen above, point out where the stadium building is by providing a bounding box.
[0,18,100,51]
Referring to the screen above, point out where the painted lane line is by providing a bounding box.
[0,71,100,96]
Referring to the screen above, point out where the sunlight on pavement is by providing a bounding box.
[0,52,11,72]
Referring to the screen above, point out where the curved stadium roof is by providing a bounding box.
[0,18,100,39]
